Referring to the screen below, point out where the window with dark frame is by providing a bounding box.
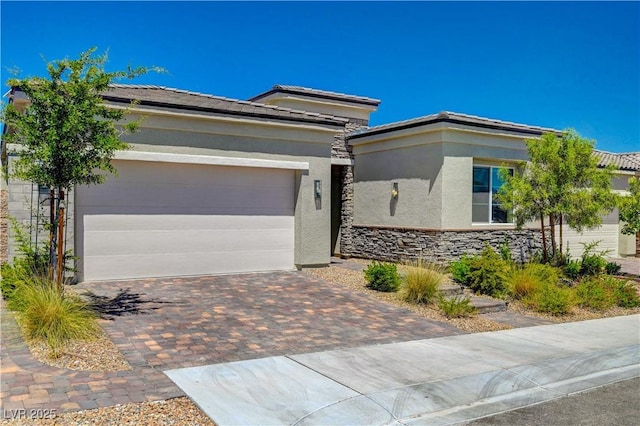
[472,166,513,224]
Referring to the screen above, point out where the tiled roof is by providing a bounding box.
[594,151,640,171]
[101,85,348,126]
[349,111,560,139]
[249,85,381,106]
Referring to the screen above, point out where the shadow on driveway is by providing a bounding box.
[81,288,173,320]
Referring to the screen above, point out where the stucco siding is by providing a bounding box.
[295,156,332,266]
[353,144,443,228]
[441,156,473,229]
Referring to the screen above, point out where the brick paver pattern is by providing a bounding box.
[1,271,462,417]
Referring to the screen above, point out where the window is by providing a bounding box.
[472,166,513,224]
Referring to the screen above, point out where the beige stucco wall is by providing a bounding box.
[352,143,444,228]
[441,156,474,229]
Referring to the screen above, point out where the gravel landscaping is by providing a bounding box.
[305,265,512,333]
[0,397,214,425]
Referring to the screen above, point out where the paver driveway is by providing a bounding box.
[75,271,462,371]
[1,270,462,416]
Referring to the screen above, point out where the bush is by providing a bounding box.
[563,260,582,281]
[467,245,510,297]
[615,280,640,308]
[438,295,477,318]
[575,277,617,311]
[449,255,474,285]
[605,262,622,276]
[400,261,444,304]
[364,261,401,292]
[499,239,513,263]
[504,263,559,300]
[579,241,609,276]
[526,283,574,315]
[11,276,100,357]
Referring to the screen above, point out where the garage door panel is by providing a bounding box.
[84,227,294,256]
[77,182,293,212]
[84,250,295,282]
[107,161,292,187]
[556,224,619,258]
[80,214,294,232]
[77,161,296,281]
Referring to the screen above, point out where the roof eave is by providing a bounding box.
[102,95,347,127]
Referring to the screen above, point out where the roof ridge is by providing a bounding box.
[271,84,381,104]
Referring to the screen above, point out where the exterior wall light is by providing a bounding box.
[314,179,322,199]
[391,182,399,199]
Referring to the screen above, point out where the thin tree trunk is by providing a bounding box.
[540,213,548,262]
[56,188,65,291]
[549,214,557,261]
[559,214,564,263]
[49,189,55,280]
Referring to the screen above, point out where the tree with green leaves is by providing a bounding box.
[4,48,161,288]
[619,177,640,236]
[497,129,617,263]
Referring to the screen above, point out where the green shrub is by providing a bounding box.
[563,260,582,280]
[498,238,514,264]
[579,241,609,276]
[364,261,401,292]
[449,255,474,285]
[614,280,640,308]
[11,277,100,357]
[467,245,510,297]
[438,295,477,318]
[526,283,574,315]
[400,261,444,304]
[576,277,618,310]
[605,262,622,276]
[504,263,559,300]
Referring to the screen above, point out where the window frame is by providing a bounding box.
[472,165,514,225]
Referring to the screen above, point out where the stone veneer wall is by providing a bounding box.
[351,225,544,264]
[636,233,640,257]
[333,120,367,257]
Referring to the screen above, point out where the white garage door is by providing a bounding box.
[76,160,295,281]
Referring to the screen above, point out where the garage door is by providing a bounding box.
[76,160,295,281]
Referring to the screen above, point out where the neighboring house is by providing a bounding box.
[1,85,637,282]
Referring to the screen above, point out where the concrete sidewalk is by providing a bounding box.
[166,315,640,425]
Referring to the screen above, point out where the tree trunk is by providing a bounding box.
[56,188,65,291]
[559,214,564,263]
[549,214,557,261]
[49,189,55,280]
[540,214,548,262]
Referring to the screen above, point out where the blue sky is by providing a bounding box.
[1,1,638,153]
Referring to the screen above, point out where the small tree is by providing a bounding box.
[4,48,161,288]
[497,130,617,263]
[619,177,640,235]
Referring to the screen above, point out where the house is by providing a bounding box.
[1,85,637,282]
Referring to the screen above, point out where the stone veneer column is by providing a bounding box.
[335,120,367,258]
